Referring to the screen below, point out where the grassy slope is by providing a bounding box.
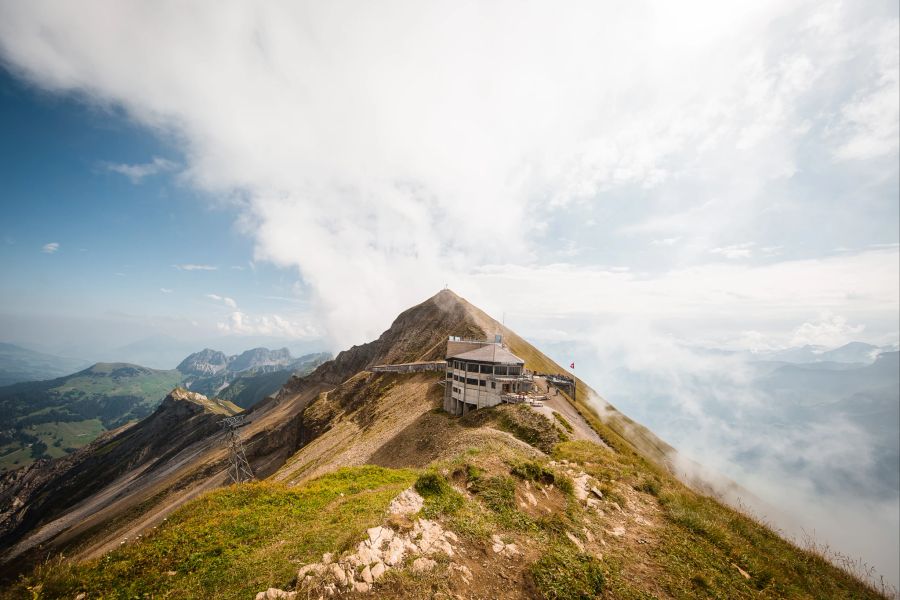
[8,467,416,599]
[0,365,183,472]
[8,408,887,599]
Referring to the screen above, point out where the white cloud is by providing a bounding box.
[2,1,895,347]
[172,264,216,271]
[651,236,682,246]
[160,287,173,294]
[41,242,59,254]
[103,156,177,183]
[709,242,755,260]
[790,312,865,347]
[831,20,900,161]
[217,311,319,339]
[206,293,237,309]
[573,324,900,588]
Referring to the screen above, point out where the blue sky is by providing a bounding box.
[0,69,322,359]
[0,0,896,362]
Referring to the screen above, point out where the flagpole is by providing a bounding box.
[570,361,576,404]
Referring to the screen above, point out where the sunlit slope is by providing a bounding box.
[5,414,885,599]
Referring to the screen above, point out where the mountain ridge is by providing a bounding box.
[0,290,889,599]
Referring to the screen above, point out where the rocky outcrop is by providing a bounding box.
[176,349,229,376]
[257,487,461,597]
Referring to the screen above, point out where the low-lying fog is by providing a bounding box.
[542,335,900,591]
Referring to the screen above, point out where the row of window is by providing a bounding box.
[447,361,522,376]
[449,373,497,389]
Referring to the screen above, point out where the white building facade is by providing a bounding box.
[443,337,530,415]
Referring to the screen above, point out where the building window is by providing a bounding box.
[447,371,452,378]
[467,377,478,385]
[480,364,492,374]
[508,366,521,376]
[479,379,486,387]
[491,381,496,389]
[496,366,508,376]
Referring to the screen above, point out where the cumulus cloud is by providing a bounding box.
[159,287,173,294]
[171,263,216,271]
[41,242,59,254]
[206,293,237,309]
[1,0,895,347]
[216,310,319,339]
[790,312,866,347]
[103,156,177,183]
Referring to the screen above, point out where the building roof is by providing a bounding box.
[448,344,524,364]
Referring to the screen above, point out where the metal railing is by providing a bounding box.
[370,361,447,373]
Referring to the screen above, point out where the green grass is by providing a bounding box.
[463,403,565,454]
[415,471,464,517]
[551,440,888,599]
[510,460,556,484]
[7,466,416,600]
[28,419,106,454]
[551,411,574,434]
[530,545,605,600]
[51,366,183,406]
[0,419,107,471]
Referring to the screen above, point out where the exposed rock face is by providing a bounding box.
[178,347,307,378]
[176,349,229,376]
[229,347,294,373]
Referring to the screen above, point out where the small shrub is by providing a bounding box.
[552,412,574,433]
[415,471,464,517]
[535,513,574,536]
[471,476,516,513]
[599,484,626,508]
[415,471,450,496]
[634,477,661,497]
[530,546,605,600]
[553,473,574,497]
[511,461,555,485]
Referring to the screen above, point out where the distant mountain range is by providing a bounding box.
[0,343,92,387]
[0,348,330,472]
[749,341,897,365]
[177,347,330,400]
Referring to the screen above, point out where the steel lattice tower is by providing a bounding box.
[220,415,255,484]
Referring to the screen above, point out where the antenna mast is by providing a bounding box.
[219,414,255,484]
